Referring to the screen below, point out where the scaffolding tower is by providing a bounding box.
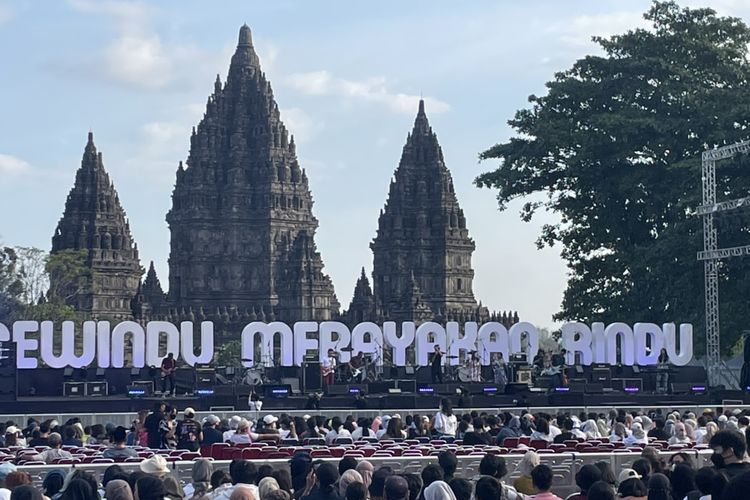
[698,140,750,387]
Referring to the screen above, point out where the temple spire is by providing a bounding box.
[229,24,261,74]
[238,23,252,46]
[412,99,430,136]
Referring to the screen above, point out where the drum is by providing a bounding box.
[243,369,263,386]
[458,366,472,382]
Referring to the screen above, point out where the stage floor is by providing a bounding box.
[6,389,749,415]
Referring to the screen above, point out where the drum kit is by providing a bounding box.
[240,358,275,387]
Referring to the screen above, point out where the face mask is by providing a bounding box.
[711,452,725,468]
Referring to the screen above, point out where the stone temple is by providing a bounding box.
[52,25,517,329]
[51,132,142,320]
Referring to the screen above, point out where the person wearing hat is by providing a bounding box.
[202,415,224,445]
[0,462,16,499]
[140,454,170,477]
[176,407,202,451]
[616,471,646,500]
[223,416,242,443]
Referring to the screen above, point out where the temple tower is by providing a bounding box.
[51,132,142,319]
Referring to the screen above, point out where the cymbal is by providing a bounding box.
[340,347,355,352]
[445,355,459,359]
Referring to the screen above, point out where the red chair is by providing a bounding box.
[92,458,115,464]
[180,452,201,460]
[518,437,530,446]
[200,445,213,457]
[529,439,550,450]
[311,450,332,458]
[125,457,143,463]
[501,437,519,448]
[210,443,229,458]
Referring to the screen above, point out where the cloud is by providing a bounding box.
[551,11,649,49]
[280,107,323,144]
[0,154,32,181]
[0,4,13,24]
[283,70,449,115]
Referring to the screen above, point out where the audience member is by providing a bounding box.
[530,464,562,500]
[513,451,540,495]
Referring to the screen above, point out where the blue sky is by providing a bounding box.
[1,0,745,328]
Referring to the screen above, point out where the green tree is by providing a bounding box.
[476,1,750,353]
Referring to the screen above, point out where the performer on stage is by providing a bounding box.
[492,352,508,392]
[430,345,444,383]
[321,348,337,387]
[347,351,365,383]
[161,353,176,396]
[469,351,482,382]
[656,347,670,394]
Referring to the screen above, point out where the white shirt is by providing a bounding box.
[211,483,259,500]
[321,356,337,370]
[549,425,562,438]
[222,429,236,443]
[434,412,458,436]
[693,427,707,443]
[325,428,351,444]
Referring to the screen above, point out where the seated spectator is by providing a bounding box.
[645,474,670,500]
[140,454,170,478]
[423,481,456,500]
[447,479,471,500]
[531,418,553,443]
[530,464,562,500]
[223,416,242,443]
[513,451,540,495]
[609,423,628,443]
[624,424,648,447]
[475,477,502,500]
[593,462,616,492]
[385,476,410,500]
[497,416,522,445]
[212,461,259,500]
[30,433,72,464]
[28,421,50,447]
[5,472,31,491]
[184,459,213,500]
[300,462,339,500]
[61,426,83,447]
[437,451,457,482]
[104,479,133,500]
[325,417,351,445]
[668,423,691,446]
[617,475,647,500]
[10,485,44,500]
[102,427,138,460]
[585,481,615,500]
[553,417,575,444]
[566,464,601,500]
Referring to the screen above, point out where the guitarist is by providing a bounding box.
[347,351,364,383]
[161,353,176,396]
[321,348,337,387]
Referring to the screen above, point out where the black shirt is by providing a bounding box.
[302,487,341,500]
[553,431,576,444]
[723,462,750,479]
[648,428,668,441]
[144,412,163,449]
[202,427,224,445]
[29,437,49,447]
[175,418,202,451]
[431,352,443,368]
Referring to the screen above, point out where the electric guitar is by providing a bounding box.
[321,364,335,377]
[161,364,176,378]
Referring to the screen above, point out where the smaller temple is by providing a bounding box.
[51,132,143,320]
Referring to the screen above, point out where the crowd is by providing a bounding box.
[2,401,750,499]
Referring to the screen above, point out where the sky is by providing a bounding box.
[1,0,747,329]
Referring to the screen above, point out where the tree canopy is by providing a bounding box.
[477,1,750,353]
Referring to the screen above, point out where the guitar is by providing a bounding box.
[321,365,335,377]
[161,363,176,378]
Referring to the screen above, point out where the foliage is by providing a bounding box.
[476,1,750,353]
[216,339,243,368]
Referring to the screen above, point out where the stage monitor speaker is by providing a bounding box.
[348,384,367,395]
[397,380,416,393]
[302,362,321,392]
[263,384,292,398]
[326,385,350,396]
[368,381,396,394]
[622,378,643,393]
[281,377,300,394]
[127,381,152,397]
[516,369,532,384]
[592,367,611,385]
[585,382,604,394]
[505,382,530,395]
[86,381,108,397]
[64,382,85,397]
[568,378,586,391]
[417,383,436,395]
[671,382,692,395]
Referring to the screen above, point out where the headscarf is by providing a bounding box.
[640,416,653,432]
[704,421,718,443]
[596,418,609,438]
[259,477,280,500]
[230,487,257,500]
[507,416,521,434]
[339,470,363,498]
[683,421,695,440]
[423,481,457,500]
[582,420,601,439]
[613,423,627,438]
[631,423,646,440]
[163,474,186,500]
[191,459,213,498]
[356,461,374,490]
[674,423,687,440]
[517,451,540,475]
[105,479,134,500]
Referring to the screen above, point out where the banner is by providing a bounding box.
[0,320,693,369]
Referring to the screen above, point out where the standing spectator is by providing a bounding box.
[513,451,540,496]
[617,477,647,500]
[447,479,471,500]
[669,464,698,500]
[530,464,562,500]
[692,467,716,500]
[202,416,224,445]
[144,402,166,449]
[370,467,394,500]
[102,427,138,460]
[356,461,374,491]
[338,471,363,499]
[300,463,340,500]
[421,465,444,493]
[176,408,202,451]
[474,477,503,500]
[42,470,65,499]
[709,430,750,478]
[384,476,410,500]
[5,473,31,491]
[105,480,134,500]
[211,461,258,500]
[433,399,457,438]
[136,476,167,500]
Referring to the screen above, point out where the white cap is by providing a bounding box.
[184,407,195,417]
[263,414,278,425]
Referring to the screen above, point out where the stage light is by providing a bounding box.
[624,386,640,394]
[691,384,707,395]
[417,384,434,394]
[554,387,570,392]
[127,387,146,397]
[196,388,215,396]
